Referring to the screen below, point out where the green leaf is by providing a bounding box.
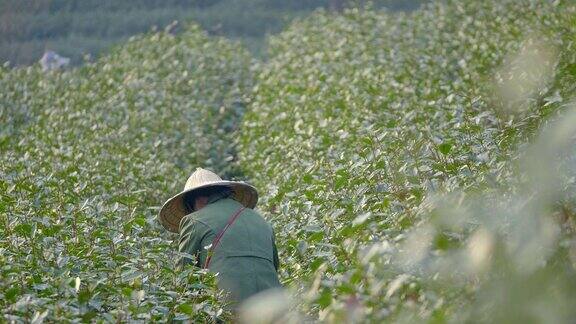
[178,303,194,315]
[5,287,20,302]
[316,289,332,308]
[14,223,33,237]
[438,142,452,155]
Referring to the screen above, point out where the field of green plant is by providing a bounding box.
[240,0,576,322]
[1,25,251,321]
[2,0,576,322]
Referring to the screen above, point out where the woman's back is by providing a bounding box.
[178,198,281,304]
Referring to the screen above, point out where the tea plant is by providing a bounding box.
[239,0,576,321]
[1,25,251,322]
[3,0,576,322]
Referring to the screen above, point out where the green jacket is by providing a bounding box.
[178,198,281,304]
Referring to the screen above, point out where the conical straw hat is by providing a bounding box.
[158,168,258,233]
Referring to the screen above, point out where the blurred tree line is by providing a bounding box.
[0,0,424,66]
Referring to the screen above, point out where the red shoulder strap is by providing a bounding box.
[203,206,246,269]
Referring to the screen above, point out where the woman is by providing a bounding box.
[158,168,282,307]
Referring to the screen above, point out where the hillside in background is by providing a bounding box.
[0,0,424,66]
[2,0,576,322]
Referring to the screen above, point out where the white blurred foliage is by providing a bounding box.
[391,103,576,321]
[238,289,299,324]
[398,224,435,269]
[385,274,410,300]
[398,106,576,275]
[495,36,558,113]
[466,227,494,273]
[524,102,576,197]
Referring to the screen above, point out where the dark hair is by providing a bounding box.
[183,186,233,212]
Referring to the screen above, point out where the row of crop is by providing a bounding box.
[1,25,250,322]
[238,1,576,321]
[2,1,576,322]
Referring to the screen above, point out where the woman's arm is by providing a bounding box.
[178,215,210,268]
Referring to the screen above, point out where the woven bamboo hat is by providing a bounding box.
[159,168,258,233]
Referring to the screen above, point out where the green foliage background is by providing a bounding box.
[240,0,576,321]
[2,0,576,322]
[1,25,251,321]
